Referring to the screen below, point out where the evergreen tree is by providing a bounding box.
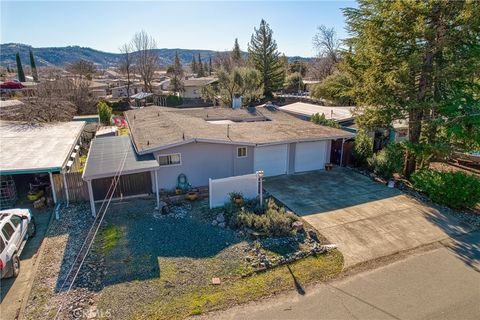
[203,61,209,75]
[29,50,38,81]
[232,38,242,66]
[248,19,285,97]
[167,51,184,92]
[15,52,26,82]
[197,53,205,77]
[343,0,480,176]
[191,55,197,75]
[208,57,213,76]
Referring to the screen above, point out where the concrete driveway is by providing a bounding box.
[264,168,474,267]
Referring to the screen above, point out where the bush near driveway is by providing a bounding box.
[368,142,405,179]
[217,197,298,237]
[411,170,480,209]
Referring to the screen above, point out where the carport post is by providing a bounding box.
[154,170,160,210]
[49,172,57,204]
[340,138,346,167]
[87,180,96,217]
[63,171,70,207]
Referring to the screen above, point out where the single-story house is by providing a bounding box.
[89,81,108,97]
[182,77,217,99]
[0,120,85,208]
[82,106,354,215]
[111,83,142,98]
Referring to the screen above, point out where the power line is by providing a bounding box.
[54,139,130,319]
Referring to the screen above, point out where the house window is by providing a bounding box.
[237,147,247,158]
[158,153,181,167]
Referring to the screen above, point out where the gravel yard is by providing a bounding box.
[22,197,343,319]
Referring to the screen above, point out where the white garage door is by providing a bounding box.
[295,141,327,173]
[254,144,288,177]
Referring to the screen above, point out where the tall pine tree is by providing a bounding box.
[168,50,184,92]
[343,0,480,176]
[208,57,213,76]
[248,19,285,97]
[232,38,242,66]
[29,50,38,81]
[197,53,205,77]
[16,52,26,82]
[191,55,197,75]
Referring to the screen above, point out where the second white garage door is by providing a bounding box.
[295,141,327,173]
[254,144,288,177]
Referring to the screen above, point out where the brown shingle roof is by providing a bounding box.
[125,106,355,154]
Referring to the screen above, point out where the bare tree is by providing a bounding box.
[311,25,340,79]
[10,80,77,122]
[119,42,134,99]
[213,51,233,73]
[131,30,159,92]
[65,59,97,80]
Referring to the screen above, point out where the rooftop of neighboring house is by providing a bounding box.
[0,99,24,109]
[89,80,108,89]
[183,77,218,87]
[0,120,85,174]
[278,102,356,122]
[124,106,354,154]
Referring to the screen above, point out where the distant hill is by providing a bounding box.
[0,43,312,69]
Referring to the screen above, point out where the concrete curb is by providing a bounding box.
[17,204,59,320]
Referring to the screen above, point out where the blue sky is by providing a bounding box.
[1,1,357,57]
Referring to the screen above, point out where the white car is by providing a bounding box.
[0,209,36,279]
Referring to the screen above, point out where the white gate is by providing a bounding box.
[209,173,259,208]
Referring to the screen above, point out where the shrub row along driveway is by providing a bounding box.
[264,168,475,267]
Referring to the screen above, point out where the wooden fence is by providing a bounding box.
[91,171,152,201]
[52,172,89,203]
[52,171,153,203]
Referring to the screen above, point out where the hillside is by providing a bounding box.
[0,43,311,69]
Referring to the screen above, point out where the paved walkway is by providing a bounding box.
[0,208,52,320]
[208,231,480,320]
[264,168,474,267]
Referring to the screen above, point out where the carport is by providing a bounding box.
[82,135,160,216]
[0,120,85,208]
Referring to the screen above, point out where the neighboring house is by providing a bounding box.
[82,106,354,215]
[303,79,320,92]
[0,121,85,207]
[182,77,217,99]
[111,84,142,98]
[104,69,121,79]
[279,102,356,126]
[89,81,108,97]
[391,119,409,142]
[0,100,24,117]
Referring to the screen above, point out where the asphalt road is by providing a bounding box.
[210,231,480,320]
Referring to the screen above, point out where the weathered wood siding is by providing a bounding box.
[91,171,152,201]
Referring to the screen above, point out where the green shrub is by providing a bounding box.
[311,113,340,128]
[354,129,373,166]
[97,101,112,124]
[411,170,480,209]
[109,99,130,111]
[165,95,183,107]
[368,143,405,179]
[230,198,298,237]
